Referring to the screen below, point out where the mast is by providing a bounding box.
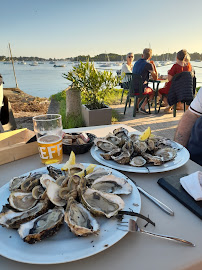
[9,43,18,88]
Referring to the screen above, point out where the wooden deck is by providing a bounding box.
[111,103,185,140]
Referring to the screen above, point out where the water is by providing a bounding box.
[1,61,202,98]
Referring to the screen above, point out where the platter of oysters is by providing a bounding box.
[0,157,140,264]
[90,127,190,173]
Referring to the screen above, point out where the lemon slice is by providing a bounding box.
[61,151,76,170]
[75,164,96,177]
[139,127,151,141]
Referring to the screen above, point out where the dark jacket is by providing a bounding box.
[167,71,194,106]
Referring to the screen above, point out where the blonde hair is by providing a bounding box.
[143,48,152,60]
[184,53,191,63]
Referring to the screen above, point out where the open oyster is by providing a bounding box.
[100,148,121,160]
[64,197,99,236]
[94,138,118,152]
[85,167,110,185]
[40,174,55,188]
[9,175,28,191]
[130,156,147,167]
[154,147,177,162]
[142,153,163,166]
[0,199,49,229]
[111,151,130,164]
[91,175,132,195]
[79,178,124,218]
[104,133,122,146]
[18,207,64,244]
[69,164,85,176]
[46,181,66,206]
[9,191,38,211]
[21,173,42,192]
[47,166,64,180]
[122,141,134,155]
[32,185,46,200]
[133,141,147,153]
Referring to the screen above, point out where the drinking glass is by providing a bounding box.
[33,114,63,164]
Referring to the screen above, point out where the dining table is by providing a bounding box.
[149,77,168,113]
[0,123,202,270]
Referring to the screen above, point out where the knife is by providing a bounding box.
[126,177,174,216]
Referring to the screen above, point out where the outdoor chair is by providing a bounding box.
[0,95,16,132]
[124,73,150,117]
[158,71,195,117]
[167,71,194,117]
[120,73,132,104]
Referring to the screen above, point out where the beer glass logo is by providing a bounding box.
[39,142,62,159]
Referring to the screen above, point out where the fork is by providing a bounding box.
[117,219,195,247]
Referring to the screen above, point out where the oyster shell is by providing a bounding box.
[113,127,129,146]
[130,156,147,167]
[9,175,28,191]
[81,188,124,218]
[100,148,121,160]
[104,133,122,146]
[142,153,163,166]
[94,138,118,152]
[111,151,130,164]
[69,164,85,176]
[0,199,49,229]
[64,197,99,236]
[147,139,155,151]
[21,173,41,192]
[47,166,64,180]
[32,185,46,200]
[154,147,177,162]
[79,178,124,218]
[133,141,147,153]
[91,175,132,195]
[55,175,68,187]
[85,167,110,185]
[46,181,66,206]
[18,207,64,244]
[40,174,55,188]
[9,191,38,211]
[122,141,134,155]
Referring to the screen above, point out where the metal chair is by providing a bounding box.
[120,73,132,104]
[124,73,151,117]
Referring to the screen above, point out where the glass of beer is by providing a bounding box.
[33,114,63,165]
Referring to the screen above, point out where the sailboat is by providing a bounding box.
[99,52,111,67]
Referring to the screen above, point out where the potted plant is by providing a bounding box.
[63,61,120,126]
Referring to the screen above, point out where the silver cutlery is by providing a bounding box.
[126,176,174,216]
[118,219,195,247]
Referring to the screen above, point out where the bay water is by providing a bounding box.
[1,61,202,98]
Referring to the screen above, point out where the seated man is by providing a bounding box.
[174,87,202,165]
[132,48,158,114]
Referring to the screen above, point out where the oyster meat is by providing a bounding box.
[18,207,64,244]
[85,167,111,186]
[100,148,121,160]
[64,197,99,236]
[9,175,28,191]
[9,191,38,211]
[142,153,163,166]
[91,175,132,195]
[104,133,122,146]
[47,166,64,180]
[133,140,147,153]
[0,199,49,229]
[130,156,147,167]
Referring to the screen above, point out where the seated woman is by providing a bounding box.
[158,49,192,113]
[121,52,134,86]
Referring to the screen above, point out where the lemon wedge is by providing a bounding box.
[75,164,96,177]
[139,127,151,141]
[61,151,76,170]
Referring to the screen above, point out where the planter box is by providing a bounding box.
[82,104,112,126]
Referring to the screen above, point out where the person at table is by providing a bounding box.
[121,52,134,85]
[132,48,158,114]
[158,49,192,113]
[174,87,202,165]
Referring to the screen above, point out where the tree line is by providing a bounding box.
[0,52,202,62]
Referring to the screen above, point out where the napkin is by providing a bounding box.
[180,171,202,201]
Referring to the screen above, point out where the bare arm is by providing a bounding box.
[174,110,200,146]
[150,61,158,80]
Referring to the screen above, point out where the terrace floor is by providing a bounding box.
[111,103,184,140]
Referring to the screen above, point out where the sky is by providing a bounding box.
[0,0,202,59]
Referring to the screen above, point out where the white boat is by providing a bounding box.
[29,61,38,66]
[18,61,26,65]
